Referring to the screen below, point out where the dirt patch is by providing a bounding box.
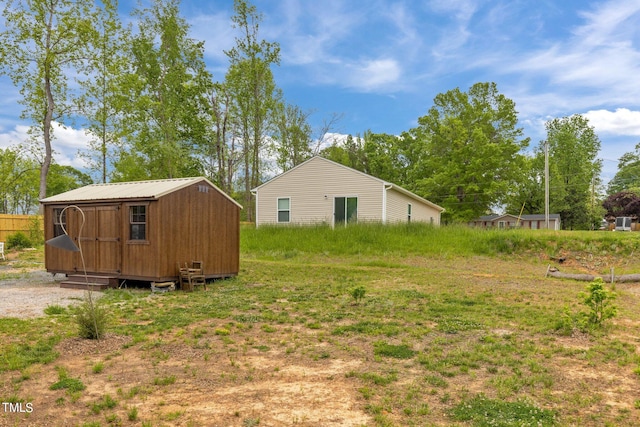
[0,322,371,427]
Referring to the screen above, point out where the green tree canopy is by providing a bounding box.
[409,82,529,222]
[114,0,212,181]
[0,0,98,205]
[608,142,640,195]
[543,115,602,229]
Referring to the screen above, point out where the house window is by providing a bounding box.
[407,203,412,223]
[53,208,67,237]
[498,221,505,229]
[531,220,538,230]
[129,205,147,240]
[277,198,290,223]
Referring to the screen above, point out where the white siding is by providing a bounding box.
[254,157,443,227]
[385,188,441,225]
[255,157,384,226]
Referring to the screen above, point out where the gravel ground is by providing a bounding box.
[0,271,90,319]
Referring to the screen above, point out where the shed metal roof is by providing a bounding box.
[40,177,242,208]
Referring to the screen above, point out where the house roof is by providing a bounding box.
[475,214,561,221]
[252,156,445,212]
[40,177,242,208]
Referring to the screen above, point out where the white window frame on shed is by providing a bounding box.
[277,197,291,223]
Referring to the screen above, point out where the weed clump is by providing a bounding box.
[449,394,556,426]
[50,367,85,392]
[74,293,108,340]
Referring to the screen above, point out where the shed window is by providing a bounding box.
[53,208,67,237]
[407,203,412,223]
[129,205,147,240]
[277,198,290,223]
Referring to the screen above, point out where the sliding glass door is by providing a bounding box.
[334,197,357,226]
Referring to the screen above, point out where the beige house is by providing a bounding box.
[252,156,444,227]
[470,214,561,230]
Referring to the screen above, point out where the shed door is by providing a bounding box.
[76,205,120,274]
[96,205,120,274]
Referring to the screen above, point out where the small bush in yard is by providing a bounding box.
[350,286,366,304]
[556,278,618,335]
[74,294,108,340]
[581,277,617,328]
[6,232,32,250]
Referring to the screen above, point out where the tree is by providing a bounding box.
[78,0,130,183]
[608,143,640,195]
[114,0,212,181]
[205,81,239,195]
[409,82,529,221]
[0,147,39,214]
[602,191,640,220]
[225,0,281,221]
[543,115,602,229]
[319,134,366,171]
[46,164,92,197]
[362,131,412,185]
[272,102,312,172]
[0,0,98,205]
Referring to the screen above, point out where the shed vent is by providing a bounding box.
[198,185,209,193]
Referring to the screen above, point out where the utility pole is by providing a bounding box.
[545,140,549,230]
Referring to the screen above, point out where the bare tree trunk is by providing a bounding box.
[39,56,55,212]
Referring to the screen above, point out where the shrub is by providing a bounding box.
[350,286,366,304]
[74,294,108,340]
[6,232,32,250]
[27,216,44,245]
[581,277,617,327]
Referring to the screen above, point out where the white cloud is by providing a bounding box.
[0,122,91,170]
[584,108,640,136]
[428,0,477,59]
[506,0,640,114]
[345,58,402,92]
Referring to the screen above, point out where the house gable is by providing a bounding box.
[253,156,443,226]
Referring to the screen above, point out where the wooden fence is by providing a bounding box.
[0,214,43,243]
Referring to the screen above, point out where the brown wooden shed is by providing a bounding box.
[40,177,241,288]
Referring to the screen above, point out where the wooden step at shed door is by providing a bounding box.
[59,274,119,291]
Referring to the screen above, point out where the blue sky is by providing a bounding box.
[2,0,640,184]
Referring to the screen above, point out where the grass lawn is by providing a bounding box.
[1,224,640,426]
